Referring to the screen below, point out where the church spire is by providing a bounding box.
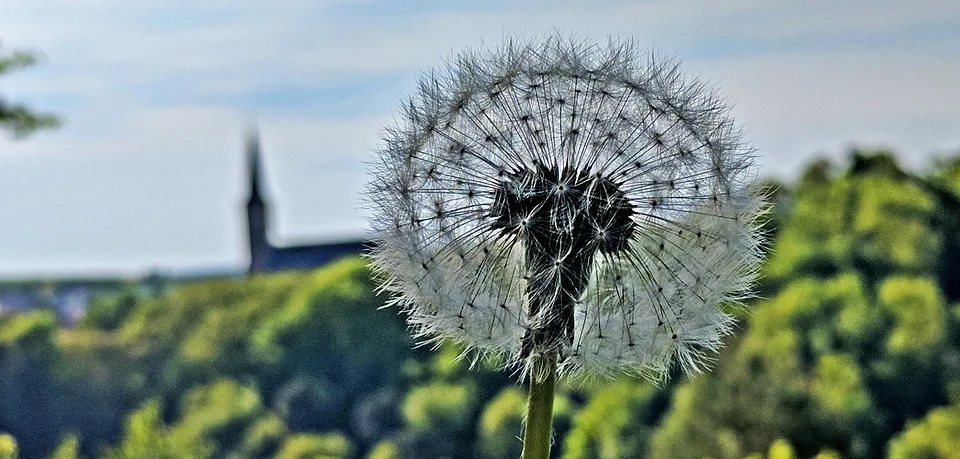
[246,128,265,206]
[246,128,271,273]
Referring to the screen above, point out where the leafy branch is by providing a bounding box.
[0,44,61,139]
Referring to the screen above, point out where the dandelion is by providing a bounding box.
[366,35,764,458]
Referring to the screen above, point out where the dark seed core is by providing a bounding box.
[488,164,636,357]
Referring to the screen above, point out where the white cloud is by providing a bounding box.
[686,45,960,174]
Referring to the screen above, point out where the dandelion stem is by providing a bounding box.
[522,352,557,459]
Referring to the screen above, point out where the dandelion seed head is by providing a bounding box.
[367,35,766,381]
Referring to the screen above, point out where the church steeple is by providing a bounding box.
[246,129,265,206]
[246,129,271,273]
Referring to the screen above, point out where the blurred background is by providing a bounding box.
[1,1,959,458]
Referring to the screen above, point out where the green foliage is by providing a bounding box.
[398,381,478,457]
[0,257,417,457]
[0,45,60,138]
[0,311,126,458]
[250,257,413,431]
[49,434,80,459]
[0,433,17,459]
[104,400,212,459]
[104,380,290,459]
[650,152,960,459]
[81,290,142,331]
[366,440,400,459]
[764,152,943,286]
[476,387,525,459]
[650,273,880,458]
[811,354,871,422]
[888,403,960,459]
[234,414,287,458]
[563,381,661,459]
[0,310,56,350]
[170,379,265,455]
[879,276,946,357]
[766,439,797,459]
[4,151,960,458]
[814,450,843,459]
[274,432,353,459]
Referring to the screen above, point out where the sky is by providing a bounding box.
[0,0,958,278]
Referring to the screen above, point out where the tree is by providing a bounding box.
[476,387,525,459]
[887,403,960,459]
[49,434,80,459]
[0,433,17,459]
[0,44,60,138]
[396,381,478,458]
[274,433,353,459]
[103,400,212,459]
[563,381,664,459]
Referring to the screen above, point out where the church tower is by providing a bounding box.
[246,129,272,273]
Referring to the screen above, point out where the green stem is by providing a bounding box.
[521,353,557,459]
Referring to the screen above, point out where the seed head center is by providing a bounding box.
[489,164,636,356]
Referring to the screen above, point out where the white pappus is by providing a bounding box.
[366,35,766,381]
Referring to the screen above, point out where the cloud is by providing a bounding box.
[690,45,960,174]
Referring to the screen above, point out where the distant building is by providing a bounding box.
[244,131,365,274]
[0,131,364,321]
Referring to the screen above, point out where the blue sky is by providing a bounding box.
[1,0,959,278]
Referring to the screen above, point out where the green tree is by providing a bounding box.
[396,381,478,458]
[650,275,867,458]
[476,387,525,459]
[274,433,353,459]
[233,415,287,458]
[766,439,797,459]
[250,257,414,434]
[366,440,400,459]
[81,290,142,331]
[104,400,211,459]
[49,434,80,459]
[648,152,960,459]
[170,379,268,456]
[888,403,960,459]
[563,381,663,459]
[0,45,60,138]
[0,433,17,459]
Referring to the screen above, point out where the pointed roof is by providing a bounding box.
[246,128,266,206]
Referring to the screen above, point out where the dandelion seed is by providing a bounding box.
[366,36,765,382]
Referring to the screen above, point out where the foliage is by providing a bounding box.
[80,289,142,331]
[0,45,60,138]
[2,151,960,458]
[274,432,353,459]
[365,440,400,459]
[103,400,211,459]
[650,151,960,459]
[0,433,16,459]
[563,381,664,459]
[476,387,525,459]
[49,434,80,459]
[396,381,478,458]
[887,403,960,458]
